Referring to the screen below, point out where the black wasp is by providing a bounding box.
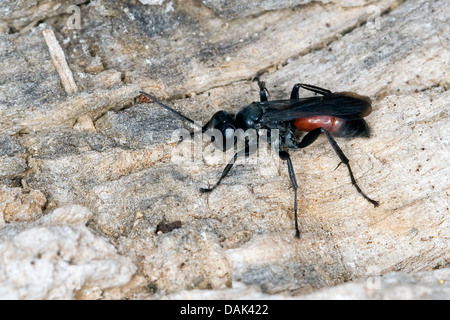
[140,78,379,238]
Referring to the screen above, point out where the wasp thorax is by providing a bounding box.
[235,102,263,130]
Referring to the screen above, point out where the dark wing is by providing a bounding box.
[260,92,372,122]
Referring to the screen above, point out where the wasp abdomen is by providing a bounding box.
[294,116,346,135]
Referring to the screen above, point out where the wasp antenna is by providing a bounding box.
[139,91,199,127]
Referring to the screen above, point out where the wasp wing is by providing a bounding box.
[260,92,372,122]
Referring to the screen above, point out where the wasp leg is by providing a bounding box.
[187,117,214,140]
[285,128,322,149]
[253,77,270,102]
[200,145,255,193]
[319,129,379,207]
[289,128,379,206]
[290,83,332,99]
[278,150,300,238]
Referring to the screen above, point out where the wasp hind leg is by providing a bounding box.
[290,83,332,99]
[320,128,379,207]
[296,128,379,207]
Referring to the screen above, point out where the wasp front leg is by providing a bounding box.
[200,142,256,193]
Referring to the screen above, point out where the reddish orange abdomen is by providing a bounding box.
[294,116,346,135]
